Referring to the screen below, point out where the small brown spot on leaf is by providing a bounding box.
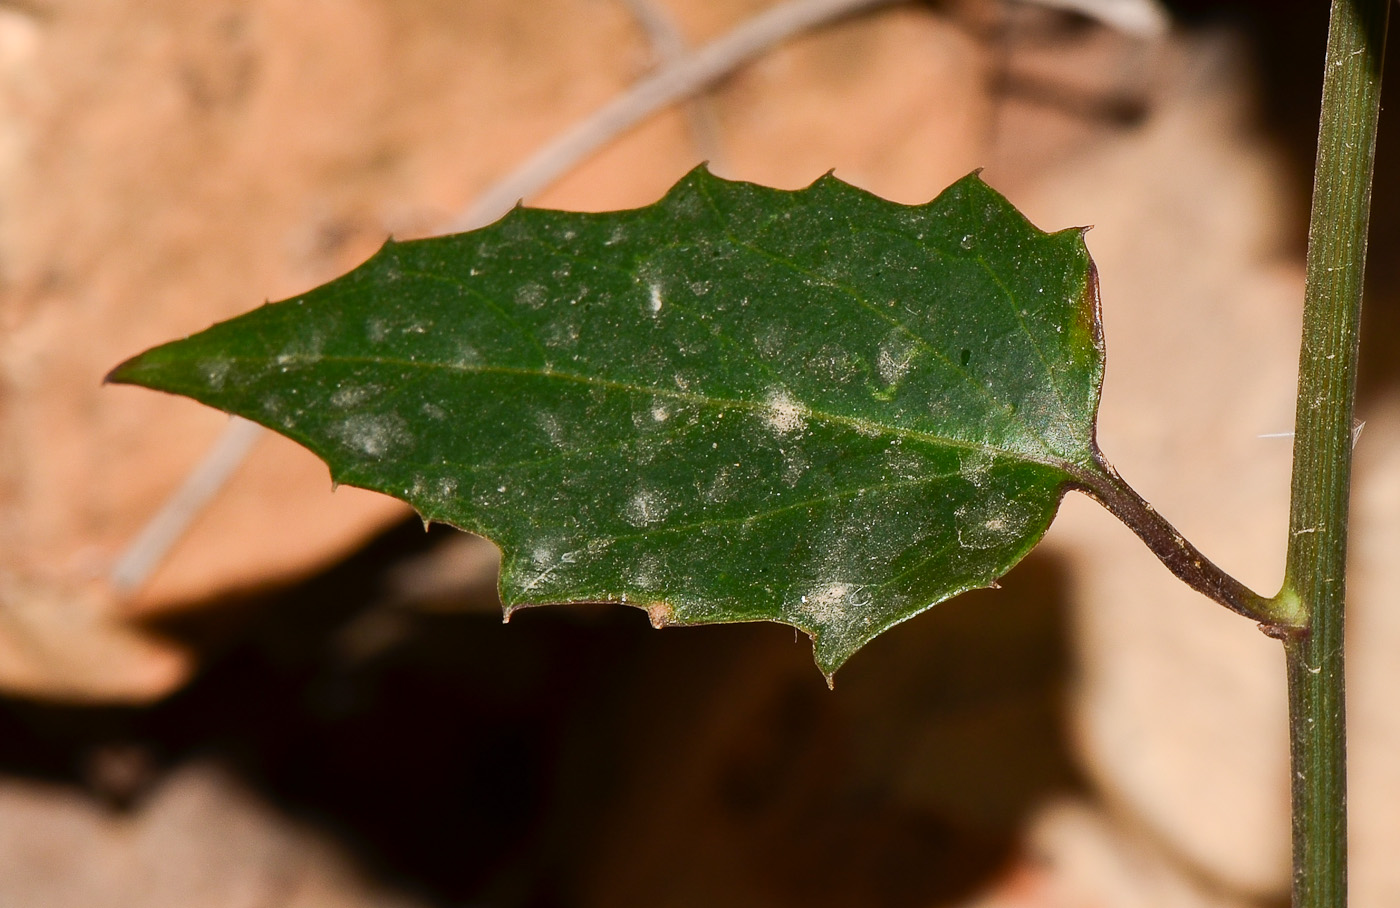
[646,601,673,628]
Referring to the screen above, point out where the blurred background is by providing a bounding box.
[1,0,1398,904]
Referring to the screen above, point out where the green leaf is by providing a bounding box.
[110,167,1104,679]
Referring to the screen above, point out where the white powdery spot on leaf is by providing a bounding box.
[763,389,807,436]
[633,553,664,588]
[519,543,568,594]
[799,581,854,624]
[274,332,322,366]
[885,449,921,481]
[959,450,994,487]
[202,358,231,390]
[647,281,664,314]
[782,447,809,486]
[704,465,734,504]
[954,491,1034,550]
[815,344,861,384]
[537,412,566,447]
[516,282,547,309]
[650,404,669,423]
[1021,384,1078,455]
[542,321,580,349]
[797,581,874,646]
[626,488,670,527]
[335,413,411,459]
[330,383,380,409]
[876,340,916,387]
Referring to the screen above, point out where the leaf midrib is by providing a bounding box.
[209,352,1084,472]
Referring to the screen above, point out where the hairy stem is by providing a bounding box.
[1282,0,1389,906]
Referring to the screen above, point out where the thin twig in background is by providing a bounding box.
[446,0,903,232]
[449,0,1170,232]
[110,416,264,595]
[620,0,729,169]
[110,0,899,596]
[1013,0,1168,37]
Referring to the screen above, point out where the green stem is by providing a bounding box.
[1280,1,1388,906]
